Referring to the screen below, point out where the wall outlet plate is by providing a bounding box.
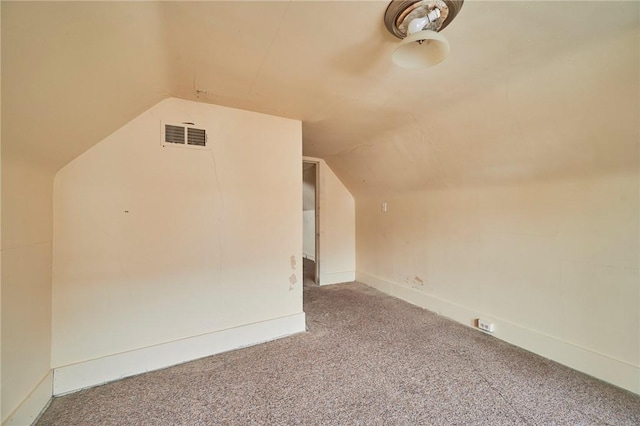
[477,318,495,333]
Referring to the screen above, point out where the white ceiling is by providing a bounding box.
[3,1,638,196]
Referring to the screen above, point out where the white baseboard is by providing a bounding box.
[3,371,53,426]
[319,270,355,286]
[53,312,306,396]
[357,271,640,395]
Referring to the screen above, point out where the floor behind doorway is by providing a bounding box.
[303,257,316,287]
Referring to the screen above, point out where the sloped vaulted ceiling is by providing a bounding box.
[2,1,171,170]
[2,1,638,195]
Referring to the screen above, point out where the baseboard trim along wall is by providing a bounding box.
[357,271,640,395]
[319,271,355,286]
[53,312,306,396]
[3,371,53,426]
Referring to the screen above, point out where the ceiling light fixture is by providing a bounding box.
[384,0,464,69]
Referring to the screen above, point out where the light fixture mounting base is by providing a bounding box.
[384,0,464,39]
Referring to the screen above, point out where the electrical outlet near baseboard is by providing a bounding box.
[477,318,495,333]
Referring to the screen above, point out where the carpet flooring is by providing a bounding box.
[38,282,640,425]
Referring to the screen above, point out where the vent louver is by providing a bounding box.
[165,124,186,144]
[162,122,208,149]
[187,128,206,146]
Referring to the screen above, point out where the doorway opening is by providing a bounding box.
[302,161,319,286]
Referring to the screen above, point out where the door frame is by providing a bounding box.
[303,159,320,283]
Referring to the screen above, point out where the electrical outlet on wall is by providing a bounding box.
[477,319,495,333]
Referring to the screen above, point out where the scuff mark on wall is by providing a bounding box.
[406,275,426,290]
[289,255,297,290]
[289,273,297,290]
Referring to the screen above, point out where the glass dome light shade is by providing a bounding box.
[392,30,450,69]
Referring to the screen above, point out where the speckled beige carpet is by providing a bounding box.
[38,282,640,425]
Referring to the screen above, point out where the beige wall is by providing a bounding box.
[304,158,355,285]
[356,172,639,393]
[52,98,303,373]
[0,147,2,425]
[1,2,172,421]
[1,158,54,424]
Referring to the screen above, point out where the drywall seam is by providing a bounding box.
[357,271,640,395]
[2,371,52,426]
[53,312,306,396]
